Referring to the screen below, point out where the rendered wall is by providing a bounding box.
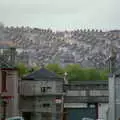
[0,69,19,118]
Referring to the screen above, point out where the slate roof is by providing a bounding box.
[22,67,63,80]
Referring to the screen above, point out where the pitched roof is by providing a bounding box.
[22,67,63,80]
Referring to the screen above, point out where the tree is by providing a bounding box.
[64,64,86,81]
[16,63,29,77]
[86,68,101,80]
[46,64,64,76]
[64,64,108,81]
[99,70,108,80]
[30,66,40,72]
[17,62,108,81]
[46,63,108,81]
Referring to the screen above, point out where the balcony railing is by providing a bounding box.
[64,96,108,103]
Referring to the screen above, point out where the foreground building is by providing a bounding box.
[0,45,19,120]
[0,67,19,119]
[64,81,108,120]
[107,70,120,120]
[19,67,64,120]
[0,41,109,120]
[19,68,109,120]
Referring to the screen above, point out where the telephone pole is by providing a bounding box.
[108,36,117,120]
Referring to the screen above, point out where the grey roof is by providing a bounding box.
[22,67,63,80]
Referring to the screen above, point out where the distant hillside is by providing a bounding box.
[0,25,120,68]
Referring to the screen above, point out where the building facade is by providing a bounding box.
[0,46,19,120]
[64,81,108,120]
[19,70,109,120]
[0,68,19,119]
[19,67,64,120]
[108,72,120,120]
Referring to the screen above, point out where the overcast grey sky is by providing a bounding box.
[0,0,119,30]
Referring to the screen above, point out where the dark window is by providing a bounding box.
[43,103,50,108]
[41,87,51,92]
[41,87,46,93]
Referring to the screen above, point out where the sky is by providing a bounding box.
[0,0,120,30]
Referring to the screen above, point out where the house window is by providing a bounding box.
[47,87,52,92]
[41,87,52,93]
[1,70,7,92]
[41,87,46,93]
[43,103,50,108]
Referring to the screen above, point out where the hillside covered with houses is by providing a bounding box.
[0,23,120,69]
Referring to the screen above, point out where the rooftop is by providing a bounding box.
[22,67,63,80]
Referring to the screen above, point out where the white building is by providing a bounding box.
[107,71,120,120]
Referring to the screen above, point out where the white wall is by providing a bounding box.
[98,103,108,120]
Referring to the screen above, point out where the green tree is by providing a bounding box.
[99,70,108,80]
[16,63,29,76]
[64,65,108,81]
[46,64,64,76]
[64,64,86,81]
[86,68,101,80]
[18,62,108,81]
[29,66,40,72]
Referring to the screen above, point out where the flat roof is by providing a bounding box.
[69,80,108,85]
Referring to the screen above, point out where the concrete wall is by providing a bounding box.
[20,96,59,120]
[19,96,56,112]
[19,79,63,120]
[108,75,115,120]
[115,77,120,120]
[19,80,63,95]
[98,103,108,120]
